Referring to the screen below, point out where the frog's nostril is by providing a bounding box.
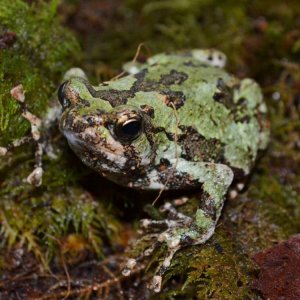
[58,81,71,109]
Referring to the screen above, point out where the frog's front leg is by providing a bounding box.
[123,160,234,292]
[0,85,43,186]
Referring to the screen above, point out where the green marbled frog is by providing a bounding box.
[57,49,270,292]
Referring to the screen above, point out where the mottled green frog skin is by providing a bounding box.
[58,49,269,291]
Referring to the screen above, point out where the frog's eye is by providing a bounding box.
[115,114,143,142]
[58,81,71,109]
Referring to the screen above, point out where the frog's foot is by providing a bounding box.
[123,199,216,293]
[122,227,181,293]
[0,85,43,186]
[123,162,233,292]
[122,232,181,292]
[148,241,181,293]
[140,200,192,234]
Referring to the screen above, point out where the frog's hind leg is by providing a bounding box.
[146,198,217,292]
[123,160,234,292]
[140,201,193,233]
[0,85,43,186]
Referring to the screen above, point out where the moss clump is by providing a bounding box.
[0,0,80,144]
[165,234,255,299]
[0,0,120,270]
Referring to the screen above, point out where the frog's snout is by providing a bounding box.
[58,81,71,110]
[58,79,87,110]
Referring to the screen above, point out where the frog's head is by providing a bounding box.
[58,78,155,185]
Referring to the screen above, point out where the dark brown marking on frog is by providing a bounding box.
[213,80,253,123]
[154,126,175,142]
[80,146,122,175]
[198,191,217,221]
[212,78,235,109]
[81,114,102,127]
[140,104,155,118]
[157,168,200,189]
[64,83,91,108]
[161,90,186,109]
[156,158,171,172]
[78,98,91,107]
[177,126,225,163]
[83,69,187,109]
[84,69,155,107]
[159,69,188,86]
[123,144,145,178]
[62,111,90,134]
[88,88,133,107]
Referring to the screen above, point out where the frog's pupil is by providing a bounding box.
[122,120,141,136]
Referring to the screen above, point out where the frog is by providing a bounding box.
[56,48,269,292]
[1,49,270,292]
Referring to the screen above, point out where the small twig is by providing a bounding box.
[44,233,72,299]
[0,267,39,288]
[31,263,145,300]
[102,264,125,300]
[111,43,150,81]
[0,84,44,186]
[60,252,71,299]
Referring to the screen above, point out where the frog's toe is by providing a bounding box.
[148,241,181,293]
[140,219,170,232]
[122,237,160,277]
[148,275,162,293]
[140,217,188,233]
[159,202,193,225]
[122,224,188,292]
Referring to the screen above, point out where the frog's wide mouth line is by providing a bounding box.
[62,130,82,148]
[62,129,128,166]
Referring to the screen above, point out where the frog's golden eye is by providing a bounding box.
[115,114,143,142]
[58,81,71,109]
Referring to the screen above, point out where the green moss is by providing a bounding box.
[0,0,120,269]
[0,0,80,144]
[171,234,255,299]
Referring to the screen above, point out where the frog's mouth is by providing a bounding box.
[63,130,82,149]
[62,129,128,172]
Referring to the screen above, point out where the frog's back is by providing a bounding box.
[125,52,269,175]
